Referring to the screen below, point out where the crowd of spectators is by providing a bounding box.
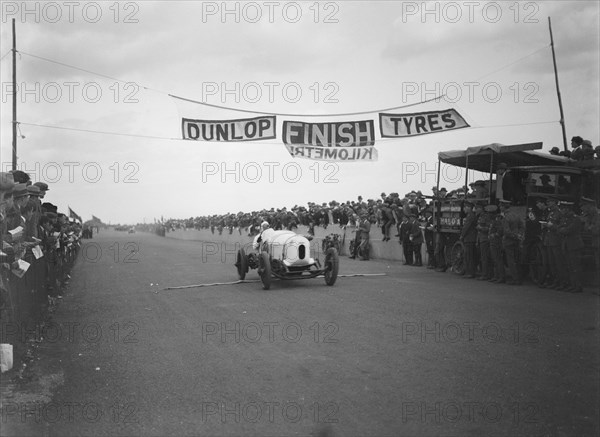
[549,136,600,160]
[1,170,82,370]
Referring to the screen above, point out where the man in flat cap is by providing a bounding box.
[500,200,524,285]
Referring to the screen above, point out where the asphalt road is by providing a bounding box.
[2,229,599,437]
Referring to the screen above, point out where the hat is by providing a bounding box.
[42,202,58,213]
[582,139,592,147]
[469,180,486,187]
[13,183,29,198]
[10,170,30,184]
[33,182,49,191]
[26,185,40,196]
[540,174,551,181]
[559,201,574,207]
[499,199,512,206]
[484,205,498,212]
[0,172,15,193]
[439,187,448,192]
[497,163,508,170]
[581,197,596,206]
[549,147,560,154]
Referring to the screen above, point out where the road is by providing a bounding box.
[1,229,599,437]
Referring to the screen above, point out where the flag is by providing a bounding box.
[92,215,103,223]
[68,207,82,223]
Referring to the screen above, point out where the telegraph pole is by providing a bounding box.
[12,18,17,170]
[548,17,568,152]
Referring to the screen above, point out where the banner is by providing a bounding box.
[285,144,378,162]
[379,108,469,138]
[283,120,375,148]
[182,116,276,141]
[68,206,82,223]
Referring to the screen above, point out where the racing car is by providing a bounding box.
[235,229,339,290]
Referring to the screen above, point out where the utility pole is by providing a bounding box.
[12,18,17,170]
[548,17,568,152]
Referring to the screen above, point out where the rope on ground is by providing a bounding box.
[337,273,387,277]
[158,273,387,292]
[160,279,261,291]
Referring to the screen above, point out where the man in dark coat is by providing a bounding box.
[557,201,584,292]
[460,201,478,278]
[500,200,524,285]
[409,214,424,266]
[399,215,413,265]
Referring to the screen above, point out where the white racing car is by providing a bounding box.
[235,230,339,289]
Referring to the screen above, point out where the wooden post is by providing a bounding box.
[12,18,17,170]
[548,17,568,153]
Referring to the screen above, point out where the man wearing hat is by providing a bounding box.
[459,200,478,278]
[399,214,413,265]
[476,203,494,280]
[24,185,41,239]
[541,198,567,289]
[557,201,584,292]
[423,208,436,269]
[581,197,599,286]
[487,205,505,283]
[33,182,49,199]
[409,213,424,267]
[500,200,524,285]
[0,172,16,238]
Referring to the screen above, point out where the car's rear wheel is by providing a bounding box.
[258,252,272,290]
[324,247,339,286]
[235,248,248,280]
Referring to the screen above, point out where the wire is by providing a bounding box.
[18,49,447,115]
[18,119,559,143]
[0,49,12,62]
[473,45,550,82]
[16,50,166,94]
[169,94,448,117]
[18,122,178,141]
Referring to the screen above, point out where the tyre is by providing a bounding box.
[450,240,465,275]
[324,247,339,286]
[235,248,247,280]
[258,252,272,290]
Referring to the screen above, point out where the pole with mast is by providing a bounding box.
[548,17,568,153]
[12,18,17,170]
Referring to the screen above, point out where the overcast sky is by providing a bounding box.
[1,1,598,224]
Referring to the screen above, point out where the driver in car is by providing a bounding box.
[253,221,275,251]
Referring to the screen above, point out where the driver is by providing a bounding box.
[253,221,275,251]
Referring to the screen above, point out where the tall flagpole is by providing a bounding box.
[12,18,17,170]
[548,17,568,153]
